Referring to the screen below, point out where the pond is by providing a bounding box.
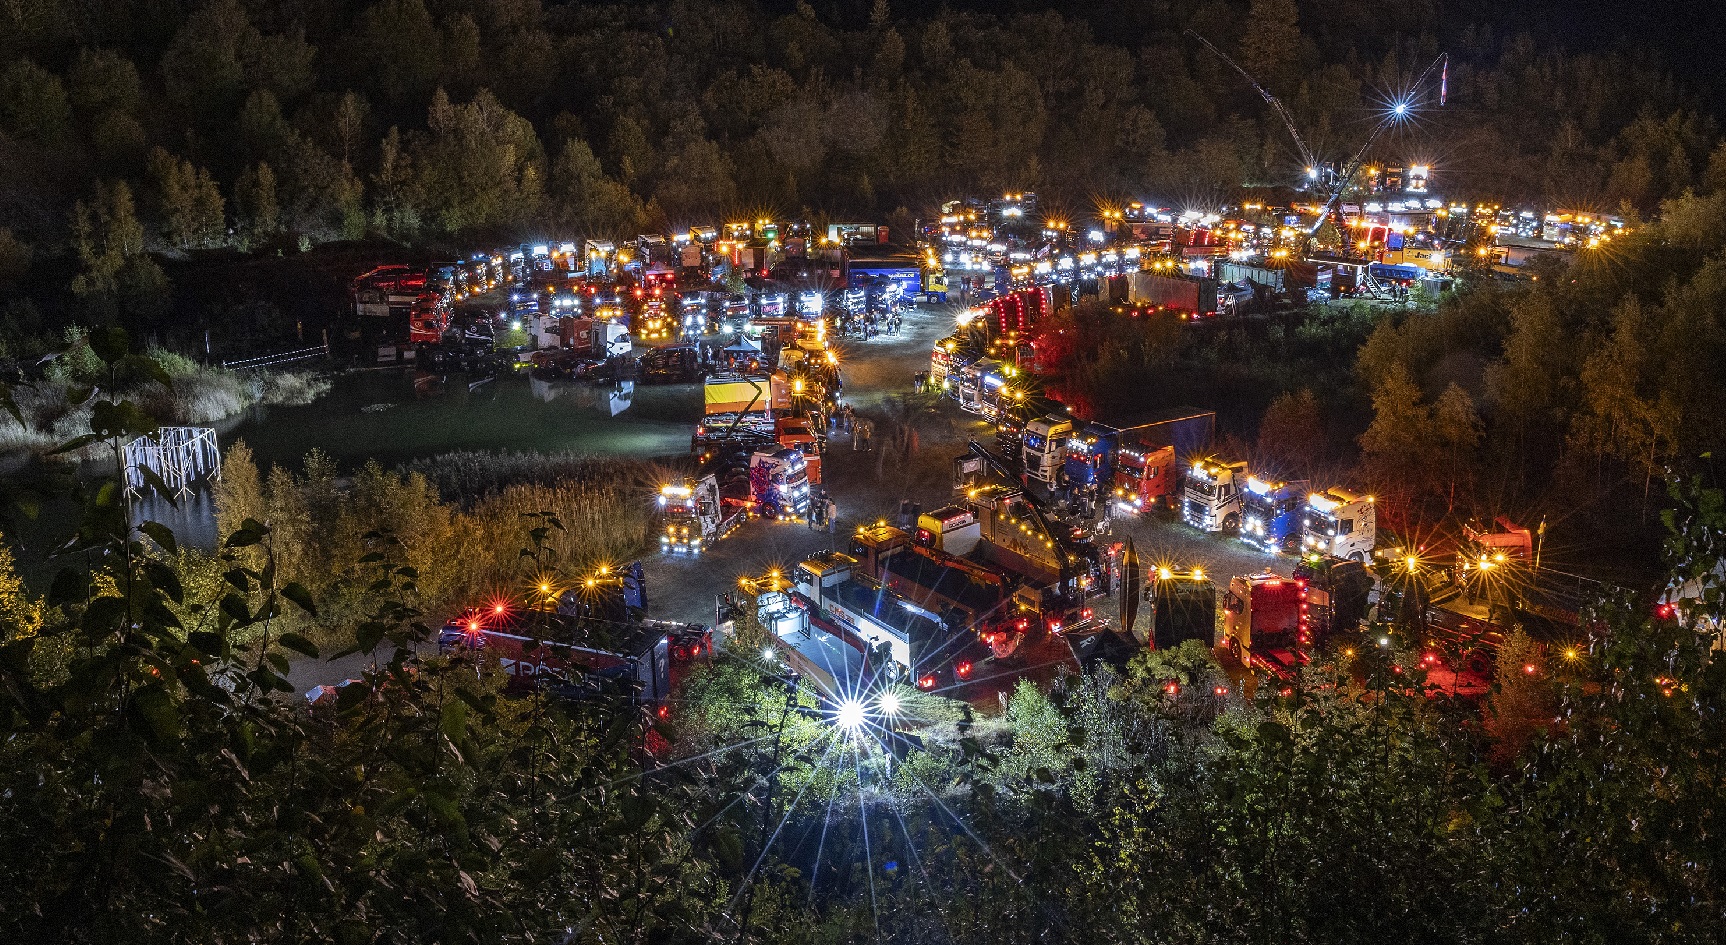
[225,367,705,474]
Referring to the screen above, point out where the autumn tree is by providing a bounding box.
[1256,387,1326,480]
[1358,362,1435,520]
[148,148,227,251]
[233,162,280,249]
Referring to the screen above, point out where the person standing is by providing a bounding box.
[825,496,837,534]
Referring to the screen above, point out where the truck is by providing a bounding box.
[657,474,749,554]
[774,416,824,484]
[1116,551,1218,650]
[1065,409,1217,509]
[791,551,992,691]
[911,486,1104,636]
[1021,415,1073,486]
[1182,458,1250,532]
[1302,488,1376,561]
[848,523,1032,660]
[436,562,696,706]
[1240,476,1311,554]
[748,447,811,521]
[639,344,705,383]
[694,373,787,449]
[1220,571,1318,679]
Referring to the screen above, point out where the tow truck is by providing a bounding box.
[1182,457,1249,532]
[657,474,749,554]
[791,551,992,691]
[1240,476,1310,553]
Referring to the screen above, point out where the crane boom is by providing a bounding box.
[1185,30,1317,171]
[1307,53,1449,236]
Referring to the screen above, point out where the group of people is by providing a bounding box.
[828,404,873,451]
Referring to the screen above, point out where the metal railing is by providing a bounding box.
[222,343,328,371]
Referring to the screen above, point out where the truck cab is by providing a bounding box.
[1112,442,1176,515]
[1182,458,1249,532]
[1062,425,1116,495]
[1303,488,1376,561]
[774,416,824,484]
[748,448,811,520]
[1241,476,1310,553]
[658,475,746,554]
[1021,415,1073,486]
[1221,572,1314,677]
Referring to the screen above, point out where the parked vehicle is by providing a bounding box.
[1183,457,1249,532]
[1302,488,1376,561]
[1241,476,1310,553]
[658,474,749,554]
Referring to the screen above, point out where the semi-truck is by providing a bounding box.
[1302,488,1376,561]
[1021,415,1073,486]
[1182,458,1249,532]
[1220,571,1317,679]
[1063,409,1217,512]
[657,474,749,554]
[748,448,811,521]
[848,523,1028,659]
[1240,476,1310,553]
[791,551,991,691]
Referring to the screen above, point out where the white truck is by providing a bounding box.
[1302,488,1376,561]
[657,474,749,555]
[1182,457,1249,532]
[1020,415,1073,486]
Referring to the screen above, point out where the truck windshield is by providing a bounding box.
[1313,513,1339,536]
[1187,480,1215,498]
[1024,433,1046,450]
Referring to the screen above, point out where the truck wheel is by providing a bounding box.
[1222,513,1240,534]
[1227,636,1243,666]
[1350,552,1366,563]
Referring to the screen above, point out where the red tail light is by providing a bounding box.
[1164,681,1179,695]
[918,674,937,690]
[1213,686,1228,695]
[656,705,670,719]
[956,661,974,680]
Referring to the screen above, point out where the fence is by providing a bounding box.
[123,426,222,501]
[221,341,329,371]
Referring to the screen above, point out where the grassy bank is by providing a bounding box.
[0,330,330,456]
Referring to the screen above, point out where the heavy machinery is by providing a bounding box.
[790,551,992,691]
[1240,476,1310,553]
[657,474,749,554]
[1183,458,1250,532]
[1302,488,1376,561]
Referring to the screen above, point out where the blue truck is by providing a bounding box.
[1240,476,1310,553]
[1059,409,1218,506]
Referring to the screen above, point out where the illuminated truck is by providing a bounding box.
[1240,476,1310,553]
[1021,415,1073,486]
[1061,409,1215,514]
[1182,457,1249,532]
[1221,571,1316,679]
[1302,488,1376,562]
[791,551,991,691]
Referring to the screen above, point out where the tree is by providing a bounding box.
[414,88,545,234]
[370,127,422,238]
[548,137,643,237]
[1240,0,1302,87]
[1358,362,1435,518]
[147,147,227,251]
[234,162,280,250]
[0,59,71,142]
[70,181,169,320]
[1432,383,1483,512]
[1256,387,1326,479]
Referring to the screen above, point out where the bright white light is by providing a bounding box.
[510,320,522,330]
[1392,102,1410,117]
[835,699,866,730]
[762,646,776,662]
[878,691,900,716]
[1378,636,1391,647]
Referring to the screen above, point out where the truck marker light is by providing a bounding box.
[956,661,974,679]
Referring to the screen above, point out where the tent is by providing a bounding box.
[723,335,762,354]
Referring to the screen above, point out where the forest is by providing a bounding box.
[0,0,1720,353]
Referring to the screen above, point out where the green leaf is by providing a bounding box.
[138,520,178,556]
[47,433,102,456]
[48,568,88,606]
[189,631,225,658]
[277,633,319,659]
[88,325,130,364]
[281,582,318,617]
[440,698,469,741]
[144,559,184,604]
[220,593,253,625]
[137,465,177,506]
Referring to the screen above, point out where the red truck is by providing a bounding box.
[1220,571,1318,680]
